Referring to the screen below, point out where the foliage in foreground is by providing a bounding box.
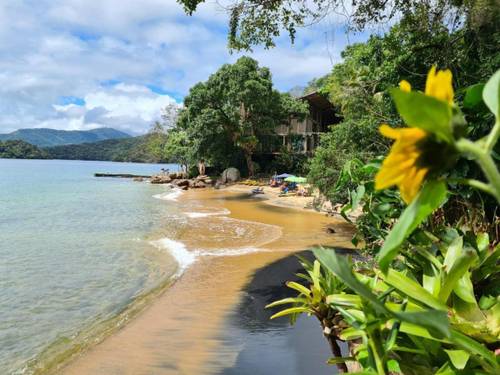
[268,68,500,374]
[307,4,500,207]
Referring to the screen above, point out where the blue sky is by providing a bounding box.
[0,0,370,135]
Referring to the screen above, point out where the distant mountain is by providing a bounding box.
[44,135,164,163]
[0,127,131,147]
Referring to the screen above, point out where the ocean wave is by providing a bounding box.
[150,238,196,274]
[152,237,269,273]
[184,208,231,218]
[195,247,267,257]
[152,189,183,201]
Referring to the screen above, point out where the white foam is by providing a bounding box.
[195,247,267,257]
[184,208,231,218]
[151,238,196,273]
[153,189,183,201]
[151,237,269,275]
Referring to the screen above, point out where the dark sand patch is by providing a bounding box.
[213,251,348,375]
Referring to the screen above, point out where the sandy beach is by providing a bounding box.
[58,186,354,375]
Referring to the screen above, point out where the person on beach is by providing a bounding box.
[198,159,206,176]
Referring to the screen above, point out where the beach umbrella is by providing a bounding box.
[285,176,307,183]
[274,173,295,179]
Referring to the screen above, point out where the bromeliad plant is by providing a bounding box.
[267,67,500,374]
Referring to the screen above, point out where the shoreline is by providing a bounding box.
[57,186,354,374]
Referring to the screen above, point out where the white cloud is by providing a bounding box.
[47,84,178,134]
[0,0,365,134]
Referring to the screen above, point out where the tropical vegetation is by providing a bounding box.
[0,140,48,159]
[268,66,500,374]
[164,56,309,176]
[178,1,500,374]
[44,135,167,163]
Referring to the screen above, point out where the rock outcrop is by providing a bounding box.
[221,167,240,183]
[150,173,213,190]
[150,175,172,184]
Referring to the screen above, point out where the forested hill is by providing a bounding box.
[44,135,163,163]
[0,127,131,147]
[0,140,48,159]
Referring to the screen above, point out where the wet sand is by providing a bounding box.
[60,188,353,374]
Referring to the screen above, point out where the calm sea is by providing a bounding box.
[0,159,181,374]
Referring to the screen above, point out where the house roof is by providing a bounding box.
[299,91,334,110]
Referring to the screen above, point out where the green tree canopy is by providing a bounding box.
[177,0,497,51]
[176,56,308,175]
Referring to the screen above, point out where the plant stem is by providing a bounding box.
[485,119,500,152]
[455,138,500,202]
[450,178,497,197]
[369,329,388,375]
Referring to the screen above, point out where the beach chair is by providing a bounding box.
[252,187,264,195]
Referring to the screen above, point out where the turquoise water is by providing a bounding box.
[0,159,181,374]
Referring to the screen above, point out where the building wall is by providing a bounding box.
[266,92,338,155]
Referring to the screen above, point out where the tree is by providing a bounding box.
[163,130,195,174]
[0,140,47,159]
[146,103,181,162]
[176,56,308,176]
[160,103,181,129]
[147,121,168,161]
[177,0,497,50]
[304,5,500,204]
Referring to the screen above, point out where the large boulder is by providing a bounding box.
[150,175,172,184]
[174,179,189,187]
[193,180,206,188]
[221,167,240,183]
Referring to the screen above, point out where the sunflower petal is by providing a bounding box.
[399,80,412,92]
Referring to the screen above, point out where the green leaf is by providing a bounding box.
[326,356,356,364]
[444,349,470,370]
[439,249,477,302]
[449,329,498,368]
[400,322,450,342]
[286,281,311,296]
[391,88,453,142]
[339,327,364,340]
[392,345,427,355]
[269,306,311,319]
[314,248,389,315]
[351,184,365,210]
[478,295,497,310]
[463,83,485,108]
[387,359,401,373]
[396,311,450,338]
[443,236,463,272]
[378,181,448,273]
[265,297,308,308]
[326,293,362,308]
[453,272,476,304]
[435,362,458,375]
[382,269,448,310]
[476,232,489,255]
[483,69,500,118]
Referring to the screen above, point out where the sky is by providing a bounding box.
[0,0,370,135]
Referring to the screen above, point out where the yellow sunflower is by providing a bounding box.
[375,67,455,203]
[425,66,454,105]
[375,125,429,203]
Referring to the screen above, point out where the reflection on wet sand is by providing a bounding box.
[60,189,353,375]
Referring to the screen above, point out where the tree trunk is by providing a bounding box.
[244,151,254,177]
[324,333,348,373]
